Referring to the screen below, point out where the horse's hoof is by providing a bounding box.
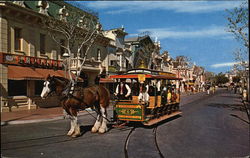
[71,132,81,138]
[98,128,107,134]
[67,131,74,136]
[71,134,77,138]
[91,127,98,133]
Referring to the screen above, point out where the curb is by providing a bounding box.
[1,110,95,126]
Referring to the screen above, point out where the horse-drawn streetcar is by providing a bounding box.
[109,68,182,126]
[40,67,182,137]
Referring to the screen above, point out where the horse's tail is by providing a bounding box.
[103,86,110,107]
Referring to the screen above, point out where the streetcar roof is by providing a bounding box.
[109,68,182,80]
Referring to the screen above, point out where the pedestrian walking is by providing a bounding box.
[242,87,247,102]
[212,85,215,94]
[234,86,237,94]
[206,85,210,95]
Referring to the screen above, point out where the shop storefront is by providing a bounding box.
[0,52,65,112]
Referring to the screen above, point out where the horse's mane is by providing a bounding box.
[52,76,70,83]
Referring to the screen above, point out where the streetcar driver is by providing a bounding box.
[114,79,131,100]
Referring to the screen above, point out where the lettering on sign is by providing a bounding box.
[1,53,63,69]
[120,109,138,115]
[5,55,14,62]
[25,57,30,64]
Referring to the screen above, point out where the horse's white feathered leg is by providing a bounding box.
[67,116,75,136]
[71,116,81,137]
[99,107,108,134]
[91,114,102,133]
[63,109,69,119]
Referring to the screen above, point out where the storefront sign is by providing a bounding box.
[0,52,63,69]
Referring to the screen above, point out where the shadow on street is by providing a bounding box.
[207,103,245,111]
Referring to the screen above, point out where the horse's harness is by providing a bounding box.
[57,78,99,107]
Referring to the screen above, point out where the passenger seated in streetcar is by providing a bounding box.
[156,79,161,95]
[114,79,131,100]
[171,87,178,102]
[138,81,149,105]
[161,83,167,104]
[148,81,156,96]
[167,88,172,103]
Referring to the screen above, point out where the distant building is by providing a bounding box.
[125,35,155,69]
[103,27,132,74]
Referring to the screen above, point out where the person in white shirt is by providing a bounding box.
[138,81,149,105]
[156,79,161,95]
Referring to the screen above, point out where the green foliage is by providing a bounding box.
[232,76,241,83]
[214,72,229,85]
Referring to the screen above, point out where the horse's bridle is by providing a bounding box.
[42,79,56,98]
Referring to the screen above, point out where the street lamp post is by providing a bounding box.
[62,51,73,81]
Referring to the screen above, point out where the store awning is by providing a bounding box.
[35,68,66,79]
[8,65,66,80]
[8,65,44,80]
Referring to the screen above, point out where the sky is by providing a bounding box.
[68,1,246,74]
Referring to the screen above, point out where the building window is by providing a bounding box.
[81,45,87,58]
[60,39,65,56]
[14,27,22,51]
[97,49,101,61]
[35,80,44,95]
[40,33,46,54]
[126,59,129,69]
[110,60,115,66]
[8,80,27,96]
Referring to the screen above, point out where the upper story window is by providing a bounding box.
[110,60,116,66]
[81,45,87,58]
[14,27,22,51]
[97,49,101,61]
[40,33,46,55]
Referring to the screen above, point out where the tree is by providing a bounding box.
[204,71,215,83]
[214,72,229,85]
[175,56,192,68]
[232,76,241,83]
[193,65,204,76]
[227,0,249,49]
[42,5,102,82]
[226,0,249,73]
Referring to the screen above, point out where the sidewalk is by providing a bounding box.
[1,107,91,126]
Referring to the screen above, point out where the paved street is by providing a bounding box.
[1,88,249,158]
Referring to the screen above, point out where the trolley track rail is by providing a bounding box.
[123,125,165,158]
[153,126,165,158]
[124,127,136,158]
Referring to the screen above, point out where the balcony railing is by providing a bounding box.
[69,57,100,71]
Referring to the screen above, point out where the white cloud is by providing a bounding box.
[131,25,234,40]
[85,1,243,14]
[211,62,240,68]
